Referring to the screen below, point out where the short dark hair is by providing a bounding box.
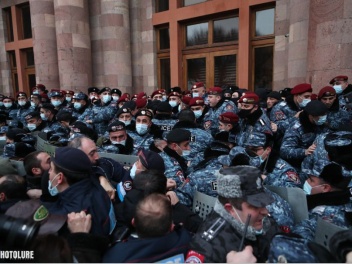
[133,170,167,195]
[23,151,43,176]
[134,193,172,238]
[0,180,27,200]
[178,109,195,123]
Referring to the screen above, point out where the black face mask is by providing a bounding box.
[237,108,253,118]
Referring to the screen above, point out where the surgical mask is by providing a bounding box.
[18,101,26,106]
[0,136,6,141]
[238,109,253,118]
[40,113,47,121]
[4,103,12,108]
[162,95,167,101]
[136,124,149,135]
[51,100,62,107]
[121,120,131,126]
[112,96,119,101]
[177,145,191,157]
[303,181,324,195]
[66,97,72,102]
[32,91,39,95]
[48,174,60,196]
[130,163,137,179]
[299,98,311,108]
[27,124,37,131]
[30,101,36,107]
[74,102,82,110]
[114,140,126,146]
[102,95,112,103]
[333,85,343,95]
[169,101,178,108]
[314,115,327,126]
[193,110,202,119]
[192,92,199,98]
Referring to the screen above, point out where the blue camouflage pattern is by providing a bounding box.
[269,101,300,136]
[90,101,117,136]
[159,150,187,187]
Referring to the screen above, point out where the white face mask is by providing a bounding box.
[32,91,40,95]
[136,124,149,135]
[112,96,120,101]
[102,95,112,103]
[27,123,37,131]
[303,180,324,195]
[74,102,82,110]
[51,100,62,107]
[192,92,199,98]
[40,113,47,121]
[130,163,137,179]
[66,97,72,102]
[193,110,202,118]
[111,139,126,146]
[18,101,26,106]
[4,103,12,108]
[177,144,191,157]
[120,120,131,126]
[298,97,311,108]
[0,136,6,141]
[169,101,178,108]
[333,85,343,94]
[162,95,167,101]
[30,101,36,107]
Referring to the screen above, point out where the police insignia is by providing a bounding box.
[226,104,233,111]
[286,171,300,183]
[123,181,132,191]
[204,121,211,129]
[275,111,285,120]
[185,251,205,263]
[176,170,185,182]
[33,205,49,221]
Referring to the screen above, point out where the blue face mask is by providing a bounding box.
[74,102,82,110]
[192,92,199,98]
[193,110,202,119]
[333,85,343,95]
[169,101,178,108]
[40,113,47,121]
[314,115,327,126]
[136,124,149,135]
[48,174,60,196]
[299,98,311,108]
[102,95,112,103]
[51,100,62,107]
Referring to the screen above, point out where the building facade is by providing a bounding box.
[0,0,351,97]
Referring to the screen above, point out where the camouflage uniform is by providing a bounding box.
[203,99,237,136]
[264,158,303,188]
[269,99,301,136]
[169,121,213,168]
[325,105,351,131]
[90,101,117,136]
[236,109,273,147]
[99,134,136,155]
[15,102,32,128]
[292,203,352,242]
[42,117,64,134]
[152,116,177,133]
[159,147,188,188]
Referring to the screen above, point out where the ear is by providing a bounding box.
[57,172,64,184]
[266,146,272,154]
[31,167,41,176]
[131,217,135,227]
[224,203,233,214]
[323,184,332,193]
[0,192,6,202]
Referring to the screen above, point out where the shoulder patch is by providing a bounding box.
[176,170,185,182]
[286,171,300,184]
[185,251,205,263]
[123,180,132,191]
[275,111,285,120]
[204,120,211,130]
[33,205,49,222]
[226,104,234,110]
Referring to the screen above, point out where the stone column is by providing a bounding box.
[0,9,11,94]
[30,0,60,90]
[54,0,92,92]
[90,0,132,92]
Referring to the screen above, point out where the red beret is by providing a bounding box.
[65,90,74,96]
[168,92,181,99]
[318,86,336,99]
[311,93,318,100]
[33,84,46,91]
[117,94,129,104]
[189,97,205,107]
[183,90,191,96]
[238,93,259,104]
[208,87,222,95]
[290,83,313,95]
[137,92,147,99]
[151,90,163,98]
[192,82,204,90]
[219,112,239,124]
[135,98,147,108]
[329,75,348,85]
[182,96,192,105]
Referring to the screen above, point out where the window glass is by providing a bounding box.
[186,22,208,46]
[160,58,171,89]
[156,0,169,12]
[213,17,238,43]
[254,46,273,90]
[159,28,170,50]
[21,4,32,39]
[183,0,207,7]
[255,8,275,36]
[25,49,35,67]
[187,57,206,90]
[4,8,14,42]
[214,55,236,87]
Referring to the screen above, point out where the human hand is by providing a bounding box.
[166,179,176,190]
[166,191,179,205]
[294,110,303,118]
[270,122,277,133]
[226,246,257,263]
[67,211,92,233]
[304,143,316,156]
[99,176,116,200]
